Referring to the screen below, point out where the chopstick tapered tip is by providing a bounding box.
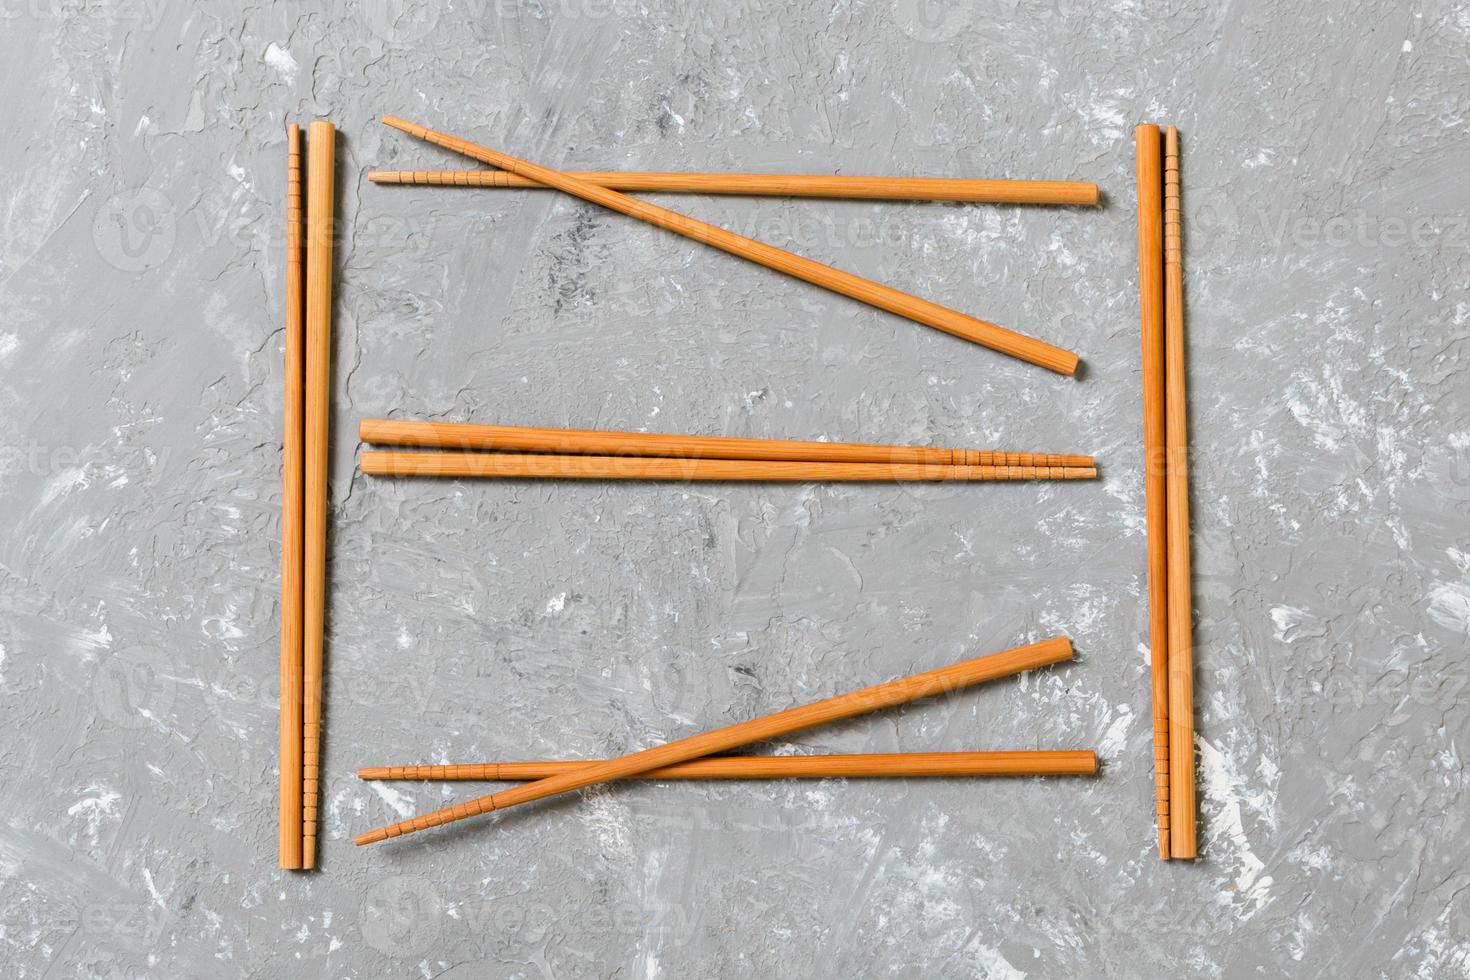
[355,828,388,846]
[358,767,388,780]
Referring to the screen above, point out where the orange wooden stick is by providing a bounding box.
[359,450,1096,482]
[1136,123,1170,860]
[1164,125,1197,860]
[381,116,1079,376]
[356,636,1075,844]
[368,169,1100,205]
[301,120,336,870]
[359,751,1099,781]
[358,418,1095,469]
[278,123,305,871]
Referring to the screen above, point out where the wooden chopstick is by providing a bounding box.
[358,418,1095,469]
[359,751,1099,781]
[1135,123,1170,860]
[277,123,305,871]
[368,169,1101,205]
[301,120,335,870]
[356,636,1074,844]
[380,116,1079,376]
[1163,125,1197,859]
[358,450,1097,482]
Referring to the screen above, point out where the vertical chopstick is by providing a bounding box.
[356,636,1075,844]
[358,751,1100,781]
[277,124,305,870]
[301,120,336,870]
[380,116,1080,376]
[1136,124,1170,860]
[367,169,1101,205]
[1163,126,1197,859]
[357,418,1095,469]
[357,450,1096,482]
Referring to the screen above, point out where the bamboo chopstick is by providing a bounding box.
[359,450,1096,482]
[356,636,1074,844]
[277,124,305,871]
[368,169,1101,205]
[1136,123,1170,861]
[1164,125,1197,859]
[380,116,1079,376]
[359,751,1099,781]
[301,120,335,870]
[359,418,1095,469]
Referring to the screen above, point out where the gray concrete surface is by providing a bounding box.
[2,0,1467,976]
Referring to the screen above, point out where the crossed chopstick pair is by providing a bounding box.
[374,115,1090,375]
[357,636,1090,845]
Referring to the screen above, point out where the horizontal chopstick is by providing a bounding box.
[359,450,1097,482]
[381,116,1080,376]
[356,635,1074,844]
[359,418,1095,469]
[360,751,1099,781]
[368,169,1100,205]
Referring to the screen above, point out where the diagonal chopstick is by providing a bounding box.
[380,116,1079,376]
[356,636,1074,844]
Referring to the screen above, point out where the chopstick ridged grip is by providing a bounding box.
[380,116,1079,376]
[355,636,1074,844]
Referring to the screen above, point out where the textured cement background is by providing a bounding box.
[2,0,1468,976]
